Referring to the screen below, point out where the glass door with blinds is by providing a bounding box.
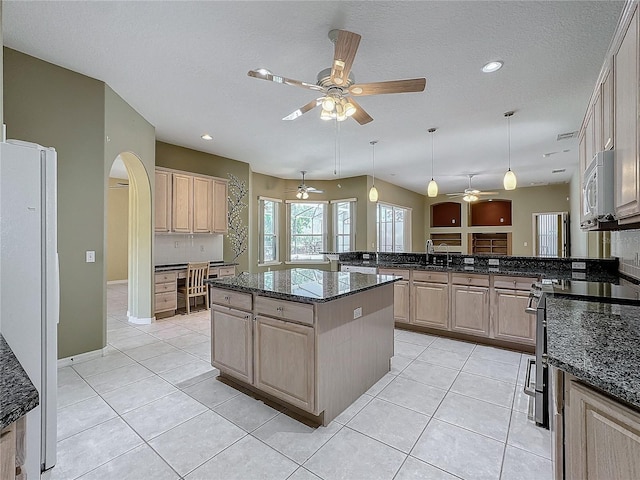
[532,212,569,257]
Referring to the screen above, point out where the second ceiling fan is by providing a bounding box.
[248,29,426,125]
[447,175,498,203]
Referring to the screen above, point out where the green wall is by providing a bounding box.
[155,141,251,273]
[4,48,106,358]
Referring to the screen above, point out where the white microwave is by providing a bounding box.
[580,151,615,229]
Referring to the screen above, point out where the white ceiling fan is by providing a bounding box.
[447,174,498,202]
[287,171,324,199]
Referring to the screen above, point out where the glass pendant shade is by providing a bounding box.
[427,179,438,197]
[344,102,356,117]
[296,191,303,199]
[503,169,517,190]
[320,109,333,121]
[368,185,379,202]
[322,96,336,111]
[463,194,479,203]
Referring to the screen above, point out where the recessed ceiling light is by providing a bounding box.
[201,134,213,141]
[482,61,503,73]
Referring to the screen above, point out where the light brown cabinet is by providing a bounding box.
[211,306,253,384]
[254,315,315,412]
[614,5,640,223]
[155,170,172,233]
[565,379,640,480]
[379,269,410,324]
[212,179,228,233]
[172,173,193,233]
[492,289,535,346]
[193,177,213,233]
[154,271,177,315]
[451,284,490,336]
[413,281,449,330]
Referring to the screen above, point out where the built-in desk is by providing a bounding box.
[154,262,236,317]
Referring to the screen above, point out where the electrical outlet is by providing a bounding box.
[488,258,500,266]
[464,257,475,265]
[524,242,528,247]
[572,261,587,270]
[85,251,95,263]
[200,245,205,252]
[353,307,362,319]
[363,253,370,260]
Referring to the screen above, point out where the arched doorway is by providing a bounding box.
[107,152,153,324]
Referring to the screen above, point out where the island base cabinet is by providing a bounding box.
[412,281,449,330]
[566,380,640,480]
[254,316,315,413]
[492,289,535,346]
[211,307,253,384]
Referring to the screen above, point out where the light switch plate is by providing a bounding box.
[488,258,500,266]
[572,271,586,280]
[572,261,587,270]
[353,307,362,319]
[86,251,95,263]
[464,257,475,264]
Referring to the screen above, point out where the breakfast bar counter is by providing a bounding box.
[205,269,399,425]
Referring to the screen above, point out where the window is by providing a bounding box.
[332,199,356,252]
[288,201,327,261]
[258,197,280,264]
[377,202,412,252]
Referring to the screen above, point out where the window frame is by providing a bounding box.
[286,200,328,263]
[258,196,281,266]
[376,201,412,252]
[331,198,357,253]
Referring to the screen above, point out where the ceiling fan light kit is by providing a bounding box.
[369,140,379,202]
[427,127,438,197]
[248,29,426,125]
[293,171,324,199]
[503,111,517,191]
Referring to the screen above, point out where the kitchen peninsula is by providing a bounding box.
[205,269,399,425]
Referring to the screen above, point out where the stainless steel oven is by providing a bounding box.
[524,283,549,429]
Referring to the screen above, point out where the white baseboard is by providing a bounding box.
[58,347,107,368]
[128,315,154,325]
[107,279,128,285]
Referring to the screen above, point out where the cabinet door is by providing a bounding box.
[393,280,410,324]
[154,170,171,232]
[585,106,595,168]
[212,307,253,384]
[172,173,193,233]
[193,177,213,233]
[451,285,489,336]
[212,180,228,233]
[614,6,640,221]
[593,89,603,154]
[492,288,535,345]
[254,315,315,412]
[579,130,587,223]
[602,65,614,150]
[566,380,640,480]
[413,281,449,330]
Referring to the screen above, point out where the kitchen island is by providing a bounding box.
[205,269,399,425]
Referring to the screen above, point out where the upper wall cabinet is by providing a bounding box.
[155,167,228,234]
[155,170,172,233]
[614,4,640,223]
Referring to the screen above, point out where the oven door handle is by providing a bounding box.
[523,358,536,396]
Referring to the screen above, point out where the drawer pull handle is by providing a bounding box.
[224,295,230,301]
[276,306,284,312]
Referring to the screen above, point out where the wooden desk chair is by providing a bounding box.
[177,262,210,315]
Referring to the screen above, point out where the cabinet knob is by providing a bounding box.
[468,277,472,282]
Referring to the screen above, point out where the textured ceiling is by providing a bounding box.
[3,1,624,194]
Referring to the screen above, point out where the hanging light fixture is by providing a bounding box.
[369,140,379,202]
[427,127,438,197]
[503,111,517,190]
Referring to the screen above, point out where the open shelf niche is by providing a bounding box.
[469,232,512,255]
[430,233,463,253]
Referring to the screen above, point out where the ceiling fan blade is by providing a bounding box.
[349,78,427,96]
[282,98,322,121]
[446,193,465,197]
[306,187,325,193]
[330,30,361,87]
[248,69,325,92]
[477,191,499,195]
[348,97,373,125]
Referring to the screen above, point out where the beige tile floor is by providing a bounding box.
[51,283,552,480]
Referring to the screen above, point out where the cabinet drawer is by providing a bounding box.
[493,276,538,291]
[155,291,177,312]
[155,271,177,284]
[451,273,490,287]
[255,296,315,326]
[210,288,252,311]
[219,266,236,277]
[155,281,176,293]
[379,268,410,280]
[412,271,448,284]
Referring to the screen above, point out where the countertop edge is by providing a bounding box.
[0,335,40,429]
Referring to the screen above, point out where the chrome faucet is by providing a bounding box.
[426,239,434,254]
[438,243,450,266]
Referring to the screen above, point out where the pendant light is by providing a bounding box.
[369,140,379,202]
[427,127,438,197]
[503,111,517,190]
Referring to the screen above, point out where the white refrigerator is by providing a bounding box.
[0,139,58,478]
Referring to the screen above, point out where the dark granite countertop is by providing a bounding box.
[205,268,400,303]
[546,297,640,410]
[155,261,238,272]
[342,260,621,283]
[1,334,39,429]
